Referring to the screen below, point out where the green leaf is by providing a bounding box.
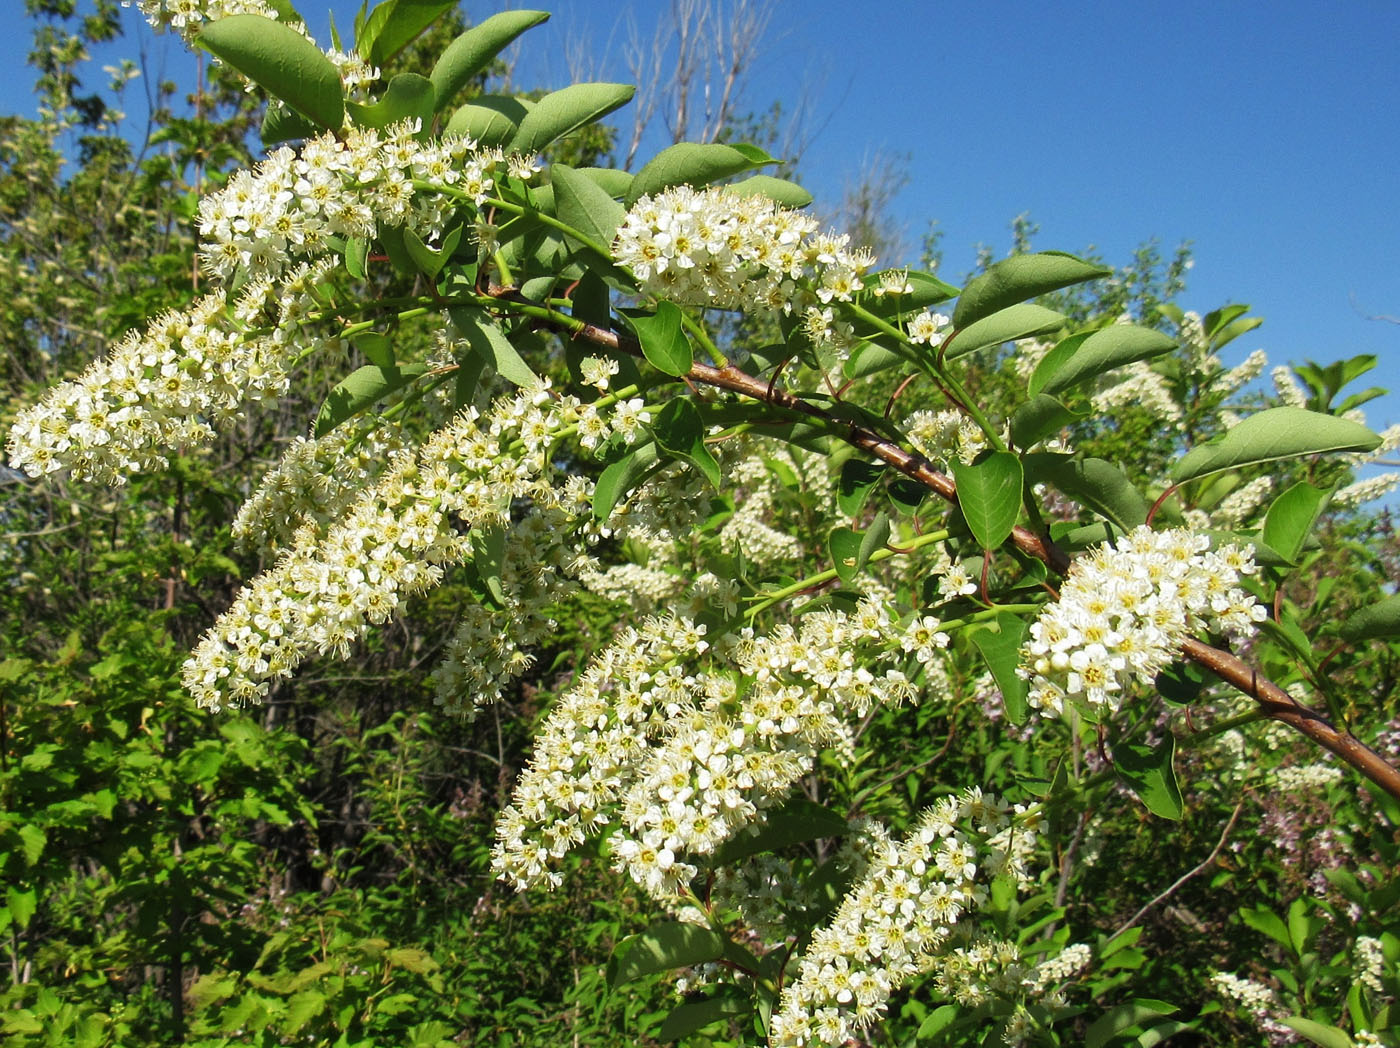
[1024,454,1148,531]
[917,1005,961,1041]
[1340,594,1400,643]
[859,511,891,570]
[620,301,693,376]
[509,82,636,154]
[358,0,455,67]
[729,174,812,208]
[346,72,435,131]
[609,921,726,987]
[837,458,885,517]
[1171,407,1381,484]
[197,15,344,131]
[282,989,328,1033]
[593,441,661,520]
[550,163,625,254]
[1262,481,1332,565]
[429,10,550,112]
[1279,1017,1354,1048]
[1286,897,1325,957]
[1113,736,1183,820]
[1239,906,1293,951]
[1030,325,1178,397]
[1010,393,1085,448]
[261,100,319,144]
[968,613,1030,724]
[828,527,861,585]
[625,142,776,206]
[944,303,1066,360]
[444,94,529,146]
[652,398,721,488]
[314,363,428,437]
[402,224,462,278]
[860,270,961,322]
[1084,999,1178,1048]
[448,307,538,388]
[843,340,907,380]
[5,887,36,930]
[353,331,394,368]
[953,251,1111,329]
[385,947,440,974]
[658,995,749,1042]
[343,235,370,278]
[950,451,1023,550]
[713,798,847,864]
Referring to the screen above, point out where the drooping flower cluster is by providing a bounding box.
[183,380,609,711]
[7,260,333,484]
[770,789,1041,1046]
[1210,971,1294,1042]
[1021,525,1265,719]
[492,599,945,897]
[198,123,523,285]
[611,184,874,347]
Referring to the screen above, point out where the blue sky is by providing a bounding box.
[5,0,1399,456]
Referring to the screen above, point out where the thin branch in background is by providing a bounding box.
[1112,801,1246,939]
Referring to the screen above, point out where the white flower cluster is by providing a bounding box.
[1211,475,1274,529]
[1211,971,1293,1040]
[1025,942,1091,992]
[1271,762,1343,792]
[127,0,303,42]
[1091,361,1183,426]
[183,380,616,711]
[198,123,522,285]
[1334,423,1400,508]
[231,419,412,553]
[1356,935,1386,995]
[1021,526,1265,719]
[770,789,1040,1046]
[611,184,874,348]
[932,938,1027,1007]
[903,409,988,467]
[1273,365,1308,407]
[7,261,332,484]
[493,600,939,897]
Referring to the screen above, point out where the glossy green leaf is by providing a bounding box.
[429,10,549,111]
[343,235,369,279]
[860,269,961,322]
[1171,407,1381,484]
[593,440,661,520]
[968,613,1030,724]
[444,94,529,146]
[509,82,636,154]
[609,921,726,987]
[402,224,462,278]
[729,173,813,208]
[1010,393,1084,448]
[951,451,1022,550]
[261,100,318,144]
[843,340,908,380]
[449,307,538,388]
[346,72,435,131]
[1030,324,1178,397]
[828,527,861,584]
[625,142,776,205]
[314,363,428,437]
[353,332,393,368]
[573,166,633,197]
[1113,736,1183,820]
[953,251,1111,329]
[1279,1017,1354,1048]
[859,511,891,570]
[659,995,749,1042]
[1340,594,1400,643]
[713,797,847,864]
[1287,897,1325,956]
[620,301,692,376]
[1262,481,1332,564]
[357,0,455,67]
[197,15,344,131]
[1024,454,1148,531]
[837,458,885,517]
[652,397,721,488]
[549,163,625,254]
[944,303,1066,360]
[1084,999,1178,1048]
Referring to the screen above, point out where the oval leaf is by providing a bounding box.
[837,458,885,517]
[1010,393,1085,449]
[944,303,1066,360]
[1262,480,1332,565]
[509,82,636,154]
[593,440,661,520]
[620,301,693,377]
[1340,594,1400,643]
[659,996,749,1042]
[197,15,344,131]
[1113,736,1183,820]
[550,163,625,255]
[346,72,435,131]
[651,397,720,488]
[968,613,1030,724]
[1171,407,1381,484]
[1024,454,1148,531]
[314,363,428,436]
[448,307,538,388]
[729,173,813,208]
[625,142,776,206]
[953,251,1111,329]
[609,921,726,988]
[1279,1017,1355,1048]
[359,0,456,67]
[1084,999,1178,1048]
[429,10,550,112]
[951,451,1023,550]
[1032,324,1178,397]
[444,94,530,146]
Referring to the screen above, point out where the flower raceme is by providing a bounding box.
[1020,525,1265,719]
